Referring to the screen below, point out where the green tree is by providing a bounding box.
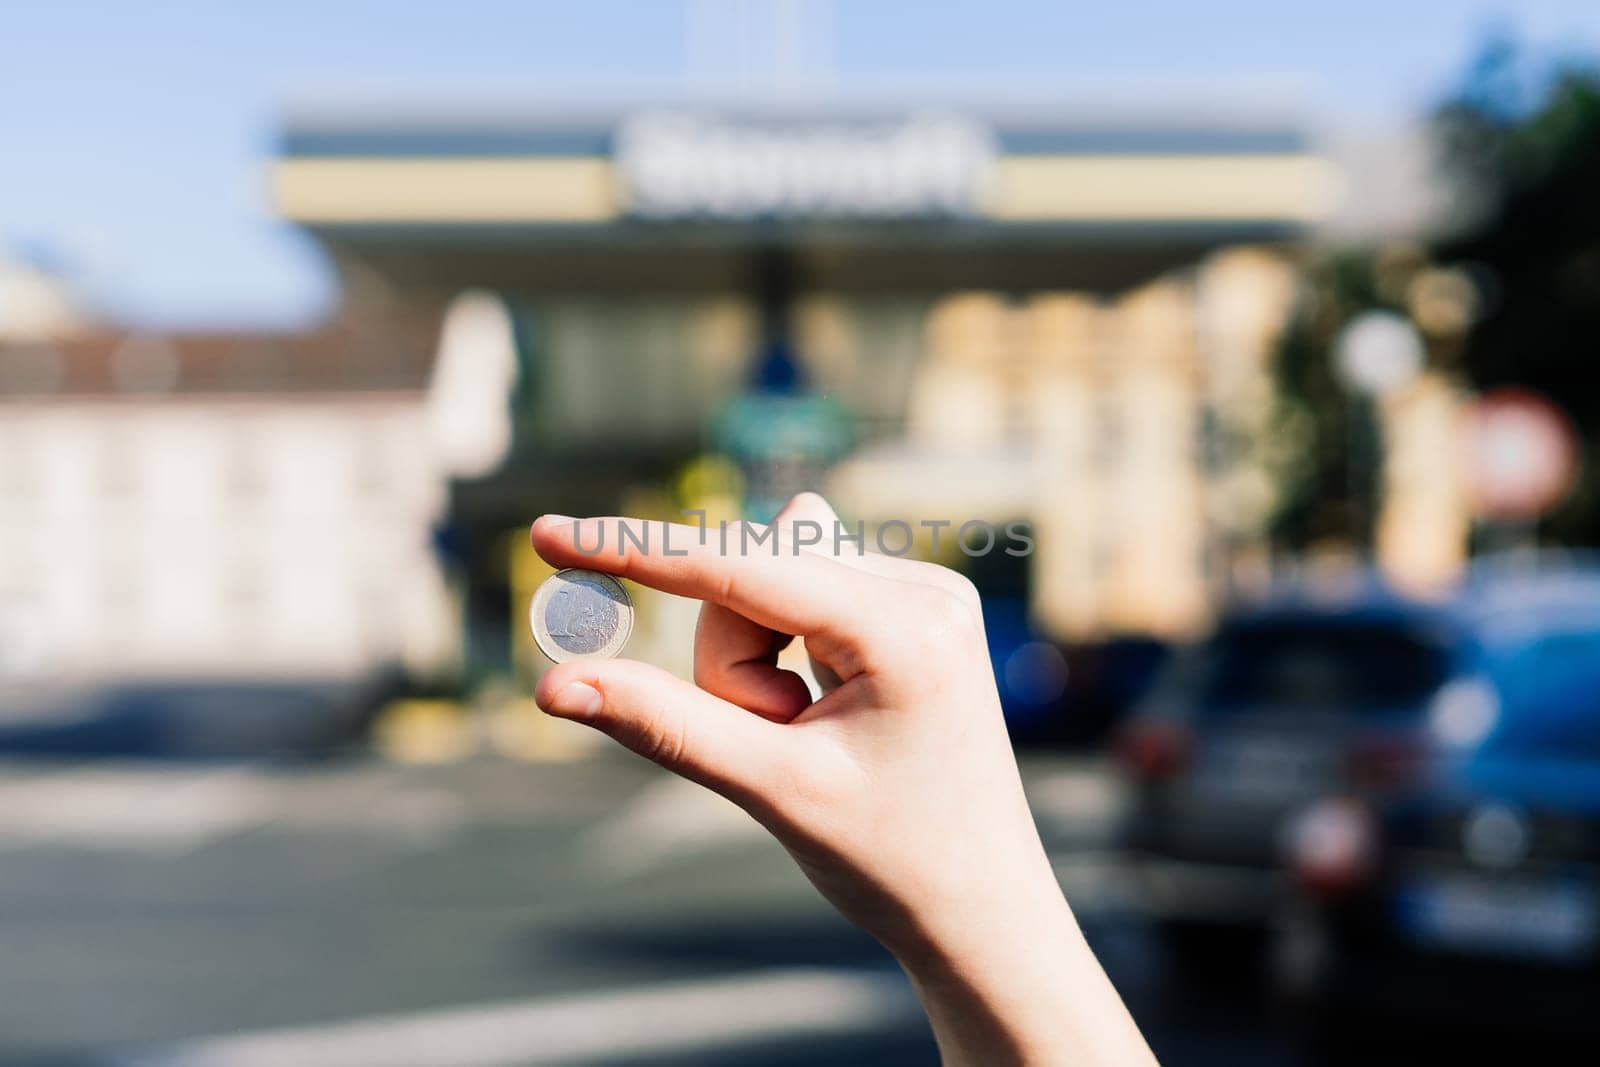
[1435,39,1600,542]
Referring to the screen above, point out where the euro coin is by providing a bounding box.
[530,568,633,662]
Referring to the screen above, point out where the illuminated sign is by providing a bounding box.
[616,112,994,219]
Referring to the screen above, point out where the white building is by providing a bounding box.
[0,292,461,686]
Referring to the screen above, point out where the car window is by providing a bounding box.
[1483,629,1600,761]
[1182,620,1451,713]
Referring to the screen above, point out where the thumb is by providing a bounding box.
[536,658,791,803]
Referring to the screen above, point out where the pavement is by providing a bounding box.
[0,750,1580,1066]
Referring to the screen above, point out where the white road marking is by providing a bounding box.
[1023,758,1127,832]
[123,967,921,1067]
[0,767,276,853]
[580,773,768,874]
[0,764,466,853]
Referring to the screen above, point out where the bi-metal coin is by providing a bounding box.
[530,568,634,663]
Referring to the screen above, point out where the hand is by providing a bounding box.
[531,494,1156,1066]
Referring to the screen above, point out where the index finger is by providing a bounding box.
[530,515,882,643]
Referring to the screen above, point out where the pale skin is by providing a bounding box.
[531,494,1158,1066]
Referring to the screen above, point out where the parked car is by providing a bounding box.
[1278,571,1600,1032]
[1117,578,1471,950]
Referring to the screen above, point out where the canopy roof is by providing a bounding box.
[276,101,1330,295]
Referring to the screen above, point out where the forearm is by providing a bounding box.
[889,856,1158,1066]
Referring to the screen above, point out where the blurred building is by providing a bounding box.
[832,251,1298,638]
[0,276,455,684]
[0,255,84,342]
[272,101,1332,661]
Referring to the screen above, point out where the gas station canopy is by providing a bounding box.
[275,102,1333,293]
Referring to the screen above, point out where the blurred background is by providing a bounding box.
[4,1,1600,1063]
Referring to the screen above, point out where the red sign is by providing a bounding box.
[1465,389,1579,521]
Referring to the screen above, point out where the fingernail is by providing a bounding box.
[545,681,603,719]
[541,514,576,527]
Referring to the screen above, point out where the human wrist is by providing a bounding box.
[885,849,1078,976]
[885,858,1155,1066]
[894,882,1086,1066]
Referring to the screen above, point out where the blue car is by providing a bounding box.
[1279,569,1600,1033]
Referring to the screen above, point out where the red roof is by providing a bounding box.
[0,300,444,400]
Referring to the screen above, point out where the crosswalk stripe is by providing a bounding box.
[121,967,921,1067]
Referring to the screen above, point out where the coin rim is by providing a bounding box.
[529,568,634,663]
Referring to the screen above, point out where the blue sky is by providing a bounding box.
[3,0,1599,330]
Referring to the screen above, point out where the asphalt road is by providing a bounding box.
[0,751,1577,1066]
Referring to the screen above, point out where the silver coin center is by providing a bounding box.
[543,576,624,656]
